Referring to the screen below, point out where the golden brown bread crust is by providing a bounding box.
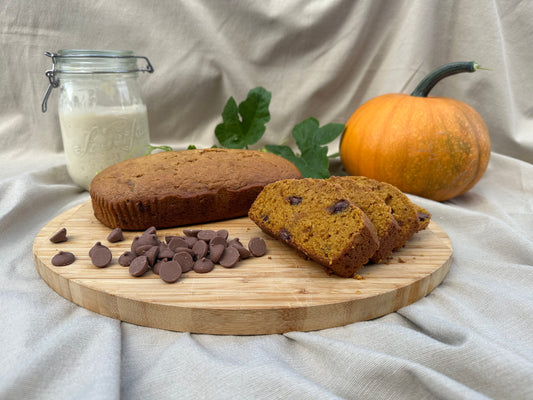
[89,148,302,230]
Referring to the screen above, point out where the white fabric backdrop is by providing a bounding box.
[1,1,532,399]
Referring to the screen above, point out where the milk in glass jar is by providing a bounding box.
[42,50,154,190]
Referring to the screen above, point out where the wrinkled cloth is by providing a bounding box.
[1,1,532,399]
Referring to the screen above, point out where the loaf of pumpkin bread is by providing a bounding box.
[89,148,302,230]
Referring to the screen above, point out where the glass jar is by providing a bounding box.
[42,49,154,190]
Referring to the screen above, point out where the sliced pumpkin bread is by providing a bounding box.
[248,178,379,277]
[328,176,402,263]
[339,176,423,250]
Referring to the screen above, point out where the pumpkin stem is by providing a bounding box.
[411,61,480,97]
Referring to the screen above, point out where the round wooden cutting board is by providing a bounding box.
[33,200,452,335]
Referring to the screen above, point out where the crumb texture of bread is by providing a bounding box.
[328,176,402,263]
[89,149,302,230]
[339,176,423,251]
[248,178,379,277]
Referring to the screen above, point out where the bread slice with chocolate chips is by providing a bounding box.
[338,176,425,251]
[248,178,379,277]
[328,176,401,263]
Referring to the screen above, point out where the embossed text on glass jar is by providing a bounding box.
[42,50,154,190]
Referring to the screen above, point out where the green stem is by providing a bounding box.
[411,61,480,97]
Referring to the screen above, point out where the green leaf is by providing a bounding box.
[316,123,346,146]
[300,146,331,178]
[291,117,320,152]
[266,144,331,179]
[264,145,298,164]
[267,118,344,179]
[215,97,241,147]
[292,118,345,150]
[215,87,271,149]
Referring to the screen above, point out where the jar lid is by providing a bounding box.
[41,50,154,112]
[54,49,150,74]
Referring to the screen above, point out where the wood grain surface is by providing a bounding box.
[33,200,453,335]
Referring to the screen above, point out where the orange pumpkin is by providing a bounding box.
[340,62,491,201]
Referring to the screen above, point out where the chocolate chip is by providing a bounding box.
[209,244,225,263]
[197,230,216,242]
[184,236,198,248]
[139,233,160,247]
[152,258,166,275]
[159,260,182,283]
[231,243,251,259]
[129,255,149,277]
[173,251,194,272]
[51,251,75,266]
[130,236,140,253]
[193,257,215,273]
[135,244,154,256]
[118,251,136,267]
[168,236,188,252]
[327,200,350,214]
[183,229,201,237]
[90,242,112,268]
[279,228,291,242]
[49,228,68,243]
[143,226,157,236]
[158,243,175,259]
[286,196,302,205]
[107,227,124,243]
[418,212,430,222]
[216,229,229,240]
[219,246,240,268]
[210,236,227,247]
[262,215,269,222]
[192,240,208,259]
[248,237,267,257]
[165,235,178,243]
[131,234,159,254]
[89,241,103,257]
[227,238,243,247]
[144,246,160,267]
[177,247,196,257]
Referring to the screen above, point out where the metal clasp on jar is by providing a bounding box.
[41,51,154,113]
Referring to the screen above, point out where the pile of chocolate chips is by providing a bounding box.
[49,226,268,284]
[121,227,267,283]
